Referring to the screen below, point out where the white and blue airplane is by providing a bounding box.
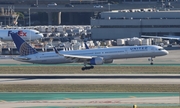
[0,29,43,41]
[141,35,180,41]
[11,32,169,70]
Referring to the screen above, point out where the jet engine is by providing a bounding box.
[89,57,104,65]
[104,59,113,63]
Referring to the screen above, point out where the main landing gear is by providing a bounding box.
[82,66,94,71]
[148,57,154,65]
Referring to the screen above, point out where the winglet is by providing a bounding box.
[53,47,59,54]
[10,32,38,56]
[8,30,12,36]
[84,42,89,49]
[53,47,63,56]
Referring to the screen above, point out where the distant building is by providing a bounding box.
[91,8,180,40]
[0,0,108,5]
[122,0,176,2]
[70,0,108,4]
[0,7,19,26]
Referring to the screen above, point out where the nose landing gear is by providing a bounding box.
[148,57,154,65]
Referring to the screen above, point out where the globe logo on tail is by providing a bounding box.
[19,42,37,56]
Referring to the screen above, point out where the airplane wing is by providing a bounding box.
[53,47,97,61]
[62,54,98,62]
[63,54,94,59]
[141,35,180,40]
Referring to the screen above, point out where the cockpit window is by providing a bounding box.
[35,32,40,34]
[158,48,164,50]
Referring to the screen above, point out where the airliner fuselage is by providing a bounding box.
[0,29,43,41]
[14,45,168,64]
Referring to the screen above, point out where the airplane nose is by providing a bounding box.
[164,50,169,55]
[39,33,44,38]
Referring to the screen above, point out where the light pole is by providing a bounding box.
[36,0,38,6]
[28,8,31,26]
[28,8,31,44]
[108,3,111,11]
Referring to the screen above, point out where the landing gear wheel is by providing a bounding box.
[81,67,85,71]
[81,66,95,71]
[91,66,94,69]
[150,62,153,65]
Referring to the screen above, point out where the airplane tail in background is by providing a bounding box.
[11,32,38,56]
[84,42,89,49]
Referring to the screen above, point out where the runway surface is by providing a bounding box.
[1,78,179,84]
[0,49,179,107]
[0,93,179,108]
[0,74,180,78]
[0,74,179,84]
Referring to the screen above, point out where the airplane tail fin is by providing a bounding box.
[11,32,38,56]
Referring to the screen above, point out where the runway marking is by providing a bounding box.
[89,100,121,103]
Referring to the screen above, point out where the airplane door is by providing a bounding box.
[36,55,38,60]
[124,49,128,58]
[125,49,128,55]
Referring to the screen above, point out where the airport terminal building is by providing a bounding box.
[91,8,180,40]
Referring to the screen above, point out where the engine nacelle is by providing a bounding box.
[104,59,113,63]
[89,57,104,65]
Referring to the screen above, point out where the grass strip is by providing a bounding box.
[0,66,180,74]
[0,84,179,92]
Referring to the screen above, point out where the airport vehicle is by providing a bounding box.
[94,5,103,8]
[0,29,43,41]
[31,4,38,7]
[11,32,168,70]
[65,4,74,7]
[47,3,57,7]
